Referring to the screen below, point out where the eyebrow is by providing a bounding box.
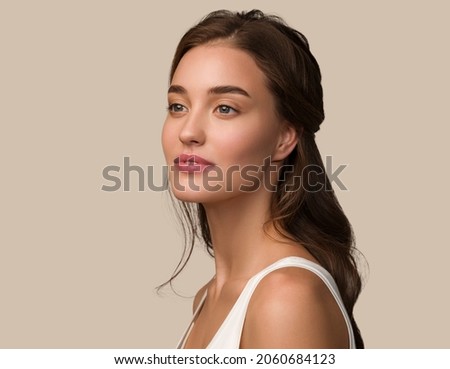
[168,84,251,98]
[168,85,187,95]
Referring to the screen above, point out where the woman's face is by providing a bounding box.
[162,43,293,203]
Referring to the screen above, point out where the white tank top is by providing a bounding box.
[176,256,356,349]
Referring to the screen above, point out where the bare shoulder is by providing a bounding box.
[241,267,349,348]
[192,279,213,313]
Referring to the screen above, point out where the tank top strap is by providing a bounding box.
[207,256,356,349]
[176,289,208,349]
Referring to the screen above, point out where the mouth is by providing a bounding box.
[174,154,215,172]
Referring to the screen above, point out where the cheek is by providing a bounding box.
[221,111,280,164]
[220,127,278,166]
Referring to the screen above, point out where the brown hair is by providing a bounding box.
[162,9,365,348]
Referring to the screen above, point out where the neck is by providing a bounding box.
[203,189,280,285]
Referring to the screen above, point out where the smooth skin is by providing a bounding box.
[162,43,348,349]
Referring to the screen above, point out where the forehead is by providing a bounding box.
[171,44,269,94]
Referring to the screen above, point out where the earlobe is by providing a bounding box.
[273,122,298,162]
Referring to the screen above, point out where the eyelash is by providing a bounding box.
[167,103,187,113]
[216,105,238,115]
[167,104,239,115]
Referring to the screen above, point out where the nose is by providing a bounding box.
[178,109,206,146]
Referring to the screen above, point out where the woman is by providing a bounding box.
[161,9,364,349]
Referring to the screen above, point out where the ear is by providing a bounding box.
[272,122,299,162]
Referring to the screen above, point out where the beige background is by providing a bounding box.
[1,0,449,348]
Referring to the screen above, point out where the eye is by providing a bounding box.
[167,103,187,113]
[216,105,238,115]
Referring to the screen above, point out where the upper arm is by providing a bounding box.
[241,268,349,349]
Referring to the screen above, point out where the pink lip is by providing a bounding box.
[174,154,215,172]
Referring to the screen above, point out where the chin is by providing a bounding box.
[167,170,260,204]
[170,181,245,205]
[168,171,218,202]
[171,188,205,203]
